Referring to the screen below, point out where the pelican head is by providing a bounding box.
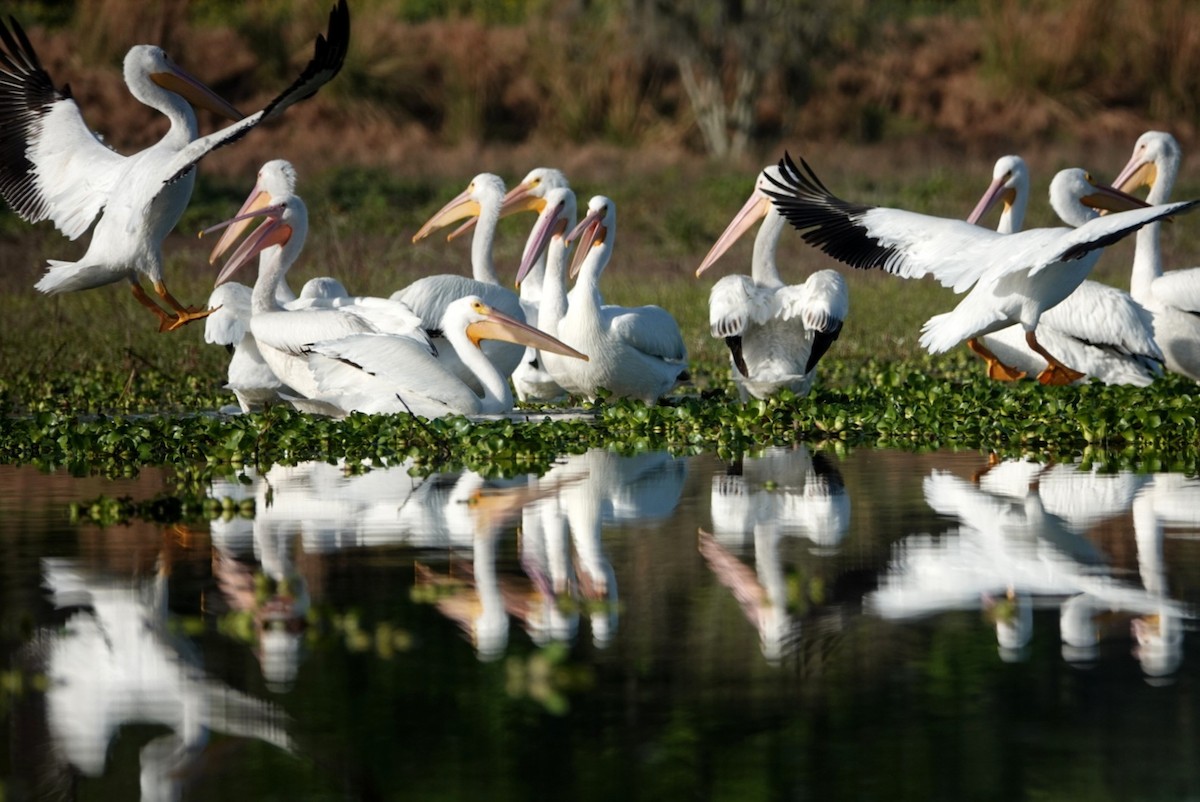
[566,195,615,279]
[124,44,244,121]
[515,187,577,285]
[1113,130,1180,197]
[1049,168,1150,228]
[966,154,1029,228]
[695,165,781,276]
[205,160,298,266]
[203,185,307,286]
[450,295,588,361]
[412,173,506,243]
[449,166,571,243]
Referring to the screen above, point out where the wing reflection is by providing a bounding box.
[702,446,850,662]
[39,558,292,801]
[868,460,1197,676]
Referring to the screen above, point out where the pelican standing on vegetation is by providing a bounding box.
[204,163,433,406]
[965,155,1163,386]
[520,193,688,403]
[764,153,1198,384]
[0,2,350,331]
[299,295,589,418]
[1111,130,1200,382]
[502,167,572,401]
[696,165,848,400]
[397,173,526,389]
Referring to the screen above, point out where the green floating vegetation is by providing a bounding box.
[2,359,1198,479]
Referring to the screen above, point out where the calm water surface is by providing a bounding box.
[3,447,1200,801]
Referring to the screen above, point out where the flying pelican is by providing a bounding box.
[396,173,526,389]
[0,2,350,332]
[300,295,589,418]
[1111,130,1200,382]
[519,192,689,403]
[204,164,434,407]
[764,152,1198,384]
[696,165,849,400]
[966,155,1164,386]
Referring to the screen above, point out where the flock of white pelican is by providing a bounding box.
[3,0,1200,418]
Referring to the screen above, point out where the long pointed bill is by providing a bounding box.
[151,63,245,121]
[516,198,567,286]
[566,206,606,279]
[1080,182,1153,214]
[696,191,770,276]
[207,205,292,286]
[449,182,546,241]
[412,186,481,243]
[1111,157,1158,196]
[966,174,1016,226]
[203,181,276,264]
[466,304,589,362]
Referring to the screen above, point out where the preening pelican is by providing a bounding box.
[205,163,433,405]
[299,295,589,418]
[396,173,526,388]
[1112,130,1200,382]
[0,2,350,331]
[502,167,571,402]
[520,193,689,403]
[966,155,1164,386]
[697,165,848,400]
[765,152,1198,384]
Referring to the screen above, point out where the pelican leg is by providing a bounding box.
[967,337,1026,381]
[130,281,181,330]
[154,280,216,332]
[1025,330,1085,385]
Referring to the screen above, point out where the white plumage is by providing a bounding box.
[697,165,848,400]
[1112,131,1200,382]
[966,155,1164,386]
[765,152,1198,384]
[0,3,348,330]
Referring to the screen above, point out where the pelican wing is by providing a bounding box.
[251,306,381,357]
[708,274,774,338]
[1028,200,1200,278]
[607,304,688,362]
[763,152,1004,292]
[391,275,524,333]
[287,294,432,349]
[306,333,481,417]
[161,0,350,185]
[779,270,849,372]
[1151,268,1200,314]
[0,17,124,238]
[1041,280,1163,362]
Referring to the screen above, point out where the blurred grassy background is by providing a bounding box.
[2,0,1199,393]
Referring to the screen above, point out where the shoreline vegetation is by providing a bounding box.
[2,0,1199,474]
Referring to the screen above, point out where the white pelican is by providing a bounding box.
[1111,130,1200,382]
[299,295,589,418]
[203,160,426,410]
[205,164,434,406]
[0,2,349,331]
[696,165,849,400]
[765,152,1198,384]
[502,167,571,401]
[396,173,526,388]
[519,193,689,403]
[966,155,1164,386]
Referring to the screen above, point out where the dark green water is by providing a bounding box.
[2,447,1199,801]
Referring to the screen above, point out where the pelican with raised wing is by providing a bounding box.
[765,152,1198,384]
[697,165,848,400]
[0,1,349,331]
[965,155,1163,386]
